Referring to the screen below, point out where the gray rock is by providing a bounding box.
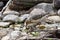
[10,31,21,40]
[58,9,60,15]
[34,3,54,13]
[1,35,10,40]
[53,0,60,8]
[0,22,11,28]
[1,31,21,40]
[18,14,29,22]
[45,16,60,23]
[0,2,4,7]
[27,8,46,20]
[13,0,53,4]
[3,11,20,16]
[1,28,14,40]
[3,15,19,22]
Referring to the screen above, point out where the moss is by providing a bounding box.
[30,32,39,36]
[38,25,46,29]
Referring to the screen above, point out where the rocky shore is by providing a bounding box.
[0,0,60,40]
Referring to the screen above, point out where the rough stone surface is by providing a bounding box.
[3,15,19,22]
[18,14,29,22]
[34,3,54,13]
[1,0,60,40]
[0,22,10,27]
[27,8,46,20]
[58,9,60,15]
[0,28,8,37]
[3,11,20,16]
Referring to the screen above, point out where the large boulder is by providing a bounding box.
[0,2,4,11]
[34,3,54,13]
[58,9,60,15]
[1,31,21,40]
[0,22,11,28]
[10,31,21,40]
[25,8,47,27]
[27,8,46,20]
[45,16,60,23]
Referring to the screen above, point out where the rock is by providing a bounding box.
[1,35,10,40]
[16,36,27,40]
[18,14,29,22]
[2,31,21,40]
[0,2,4,7]
[0,29,8,37]
[3,11,20,16]
[0,0,9,1]
[36,25,46,29]
[14,27,20,31]
[46,16,60,23]
[3,15,19,22]
[27,8,46,20]
[13,0,53,4]
[53,0,60,9]
[10,31,21,40]
[58,9,60,15]
[34,3,54,13]
[25,9,47,27]
[0,22,11,28]
[9,24,22,31]
[1,29,13,40]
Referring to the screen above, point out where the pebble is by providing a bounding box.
[27,8,46,20]
[46,16,60,23]
[0,2,4,7]
[10,31,21,40]
[53,0,60,9]
[1,35,10,40]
